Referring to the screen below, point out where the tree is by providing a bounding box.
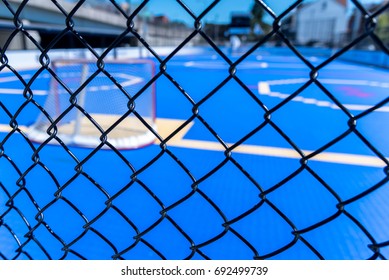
[376,12,389,46]
[250,1,271,34]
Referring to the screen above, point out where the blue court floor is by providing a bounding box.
[0,47,389,259]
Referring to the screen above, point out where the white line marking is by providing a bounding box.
[0,74,33,83]
[176,60,363,70]
[258,82,270,94]
[182,61,269,69]
[266,63,363,70]
[0,88,47,95]
[264,78,307,86]
[258,81,389,113]
[265,78,389,89]
[118,74,144,87]
[184,61,195,67]
[0,73,144,96]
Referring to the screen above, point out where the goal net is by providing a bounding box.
[27,59,156,149]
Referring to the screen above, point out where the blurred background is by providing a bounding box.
[0,0,388,51]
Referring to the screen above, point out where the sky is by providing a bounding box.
[125,0,289,24]
[122,0,385,25]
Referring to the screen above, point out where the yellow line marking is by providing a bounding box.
[0,124,22,132]
[156,118,387,168]
[1,119,387,168]
[168,136,386,168]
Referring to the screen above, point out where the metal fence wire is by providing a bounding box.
[1,0,389,260]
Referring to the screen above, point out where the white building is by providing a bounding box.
[294,0,348,46]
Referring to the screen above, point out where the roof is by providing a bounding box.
[337,0,347,7]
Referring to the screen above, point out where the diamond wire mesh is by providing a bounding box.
[0,0,389,260]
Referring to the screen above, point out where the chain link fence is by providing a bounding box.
[1,0,389,260]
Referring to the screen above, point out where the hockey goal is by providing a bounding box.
[27,59,156,149]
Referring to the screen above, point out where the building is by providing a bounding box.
[283,0,348,47]
[0,0,135,50]
[225,13,252,38]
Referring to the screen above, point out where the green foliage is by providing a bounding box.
[376,12,389,44]
[251,1,265,25]
[250,1,271,33]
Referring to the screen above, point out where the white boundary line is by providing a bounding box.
[264,78,389,88]
[181,61,362,70]
[0,88,47,95]
[258,80,389,113]
[183,61,269,69]
[0,73,143,96]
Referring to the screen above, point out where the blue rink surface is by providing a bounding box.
[1,47,389,260]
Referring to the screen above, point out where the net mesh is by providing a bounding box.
[27,60,156,149]
[0,0,389,260]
